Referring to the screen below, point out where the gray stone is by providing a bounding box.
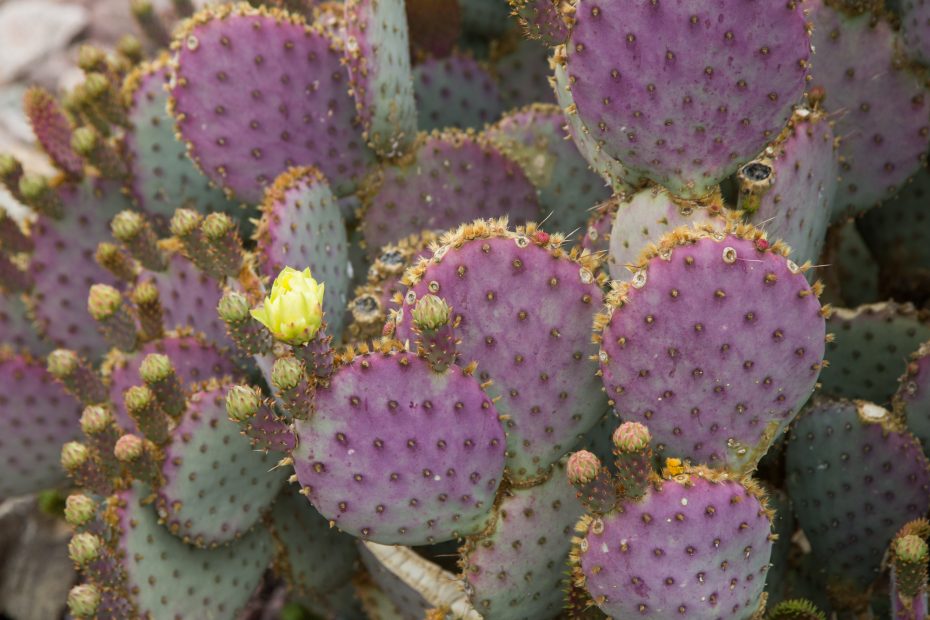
[0,0,88,84]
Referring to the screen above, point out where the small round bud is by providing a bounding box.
[110,210,144,242]
[77,45,107,72]
[612,422,651,453]
[567,450,601,486]
[83,73,110,99]
[124,385,155,413]
[896,534,929,563]
[47,349,79,378]
[117,35,143,63]
[67,584,101,617]
[226,385,261,422]
[272,357,303,391]
[217,290,250,322]
[169,208,202,237]
[139,353,173,384]
[131,281,159,306]
[0,154,22,179]
[201,212,234,239]
[18,173,51,200]
[68,532,103,566]
[411,294,451,331]
[80,405,114,435]
[114,434,144,462]
[71,127,99,156]
[64,494,97,526]
[87,284,123,320]
[61,441,90,471]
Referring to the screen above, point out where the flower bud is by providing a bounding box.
[114,434,144,462]
[67,584,100,618]
[567,450,601,486]
[68,532,103,566]
[411,294,451,331]
[61,441,90,472]
[226,384,262,422]
[87,284,122,320]
[64,494,96,527]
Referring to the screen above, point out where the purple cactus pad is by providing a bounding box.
[169,4,375,203]
[597,225,826,473]
[292,348,506,545]
[563,0,810,198]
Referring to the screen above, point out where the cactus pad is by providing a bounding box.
[597,223,826,473]
[808,0,930,216]
[902,0,930,64]
[413,54,504,132]
[493,36,557,110]
[105,334,238,432]
[858,165,930,303]
[147,251,233,351]
[0,294,49,357]
[267,488,358,602]
[169,4,375,202]
[785,398,930,590]
[737,108,838,267]
[0,353,82,498]
[820,302,930,404]
[360,131,540,252]
[551,61,642,194]
[563,0,810,198]
[898,339,930,450]
[114,483,274,617]
[820,220,880,308]
[29,178,132,359]
[607,186,726,280]
[345,0,417,157]
[574,468,773,619]
[487,104,611,235]
[123,57,240,229]
[156,381,285,546]
[461,459,585,618]
[255,167,350,336]
[291,347,506,545]
[396,220,608,480]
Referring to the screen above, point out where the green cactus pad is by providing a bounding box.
[858,164,930,304]
[491,35,556,110]
[267,487,358,603]
[123,56,241,233]
[345,0,417,158]
[786,398,930,591]
[0,353,82,498]
[820,301,930,404]
[487,103,611,236]
[460,459,586,619]
[607,186,727,280]
[113,483,274,617]
[895,341,930,453]
[0,294,50,357]
[156,381,286,546]
[255,167,350,337]
[820,220,881,308]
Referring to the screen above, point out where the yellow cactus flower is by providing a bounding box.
[251,267,325,345]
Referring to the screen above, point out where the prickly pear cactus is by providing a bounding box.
[819,302,930,404]
[606,186,727,279]
[396,219,608,481]
[572,462,774,619]
[290,344,507,545]
[736,106,839,267]
[0,353,82,498]
[596,220,828,473]
[808,0,930,216]
[560,0,811,198]
[169,4,375,202]
[360,131,540,252]
[786,398,930,597]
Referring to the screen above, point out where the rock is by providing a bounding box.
[0,0,88,84]
[0,497,74,620]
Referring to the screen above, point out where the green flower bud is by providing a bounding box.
[87,284,123,320]
[67,584,100,618]
[411,294,451,331]
[68,532,103,566]
[226,385,262,422]
[64,494,97,527]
